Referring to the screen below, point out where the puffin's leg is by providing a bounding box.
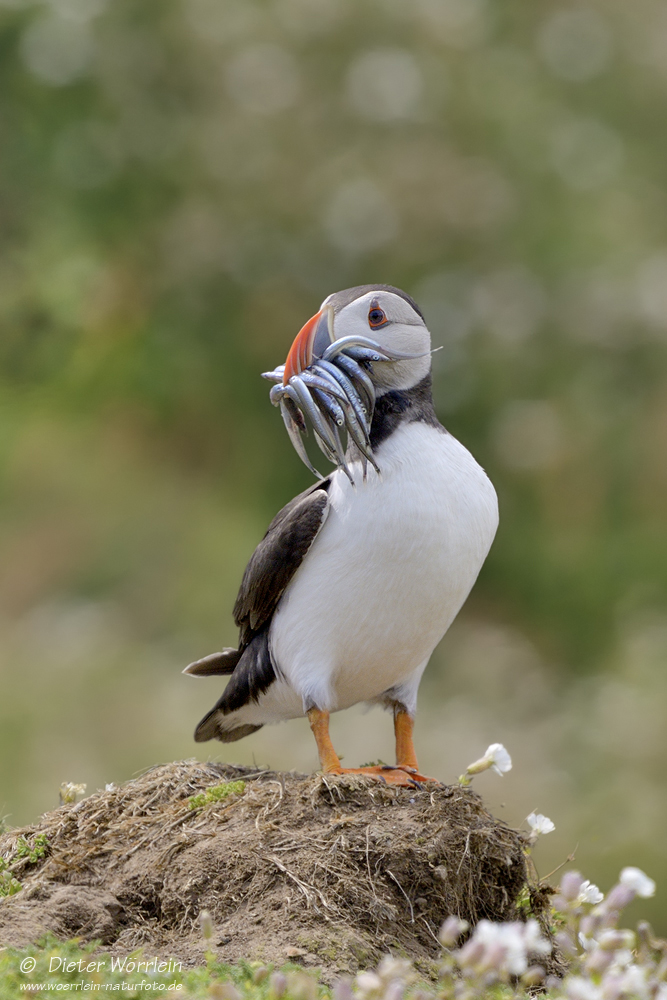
[391,706,440,783]
[307,707,437,787]
[307,708,343,773]
[394,708,419,770]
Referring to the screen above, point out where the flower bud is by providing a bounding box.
[656,956,667,981]
[584,948,614,975]
[288,973,318,1000]
[579,915,597,938]
[199,909,213,940]
[560,871,584,902]
[555,931,578,959]
[478,941,506,977]
[636,920,654,953]
[332,979,353,1000]
[214,984,241,1000]
[598,929,635,951]
[521,965,545,987]
[619,867,656,898]
[456,938,486,970]
[439,915,469,947]
[382,983,405,1000]
[269,973,288,999]
[604,884,636,911]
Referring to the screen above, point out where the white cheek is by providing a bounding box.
[376,324,429,356]
[372,325,431,392]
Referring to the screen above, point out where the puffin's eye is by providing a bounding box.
[368,306,387,328]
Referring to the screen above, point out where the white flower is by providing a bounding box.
[474,920,528,975]
[355,972,382,996]
[609,949,634,972]
[459,918,550,979]
[527,812,555,836]
[619,867,655,898]
[578,932,594,952]
[59,781,87,805]
[609,964,650,1000]
[376,957,413,983]
[565,975,602,1000]
[523,918,552,958]
[439,915,469,947]
[577,880,603,905]
[465,743,512,777]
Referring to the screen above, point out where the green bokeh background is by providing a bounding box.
[1,0,666,928]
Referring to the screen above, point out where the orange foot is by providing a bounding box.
[325,765,440,787]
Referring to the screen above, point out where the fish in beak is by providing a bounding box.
[263,305,426,480]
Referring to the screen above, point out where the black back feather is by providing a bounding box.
[191,479,331,740]
[233,482,331,644]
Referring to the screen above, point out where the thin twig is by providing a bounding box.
[264,854,331,911]
[386,869,415,923]
[419,915,442,946]
[457,832,472,875]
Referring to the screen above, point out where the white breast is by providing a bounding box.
[269,422,498,714]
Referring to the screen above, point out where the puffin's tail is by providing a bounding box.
[186,649,263,740]
[182,648,241,677]
[194,709,262,743]
[188,631,274,744]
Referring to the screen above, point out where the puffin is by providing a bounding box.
[184,285,498,785]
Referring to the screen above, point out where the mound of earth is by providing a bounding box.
[0,762,536,977]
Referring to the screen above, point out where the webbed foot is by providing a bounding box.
[325,765,440,787]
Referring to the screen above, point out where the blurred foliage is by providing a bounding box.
[1,0,667,920]
[0,935,326,998]
[1,0,667,663]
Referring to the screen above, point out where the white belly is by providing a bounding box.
[269,422,498,714]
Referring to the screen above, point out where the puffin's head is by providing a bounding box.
[284,284,430,395]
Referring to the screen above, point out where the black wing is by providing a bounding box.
[233,478,331,646]
[187,479,331,742]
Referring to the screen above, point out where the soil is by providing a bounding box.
[0,762,537,979]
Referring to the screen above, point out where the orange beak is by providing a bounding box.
[283,306,333,384]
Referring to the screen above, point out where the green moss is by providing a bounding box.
[413,958,441,982]
[188,780,246,810]
[0,867,22,897]
[348,942,371,966]
[317,946,338,962]
[14,833,49,863]
[0,832,50,897]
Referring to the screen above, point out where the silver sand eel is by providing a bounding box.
[262,304,427,483]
